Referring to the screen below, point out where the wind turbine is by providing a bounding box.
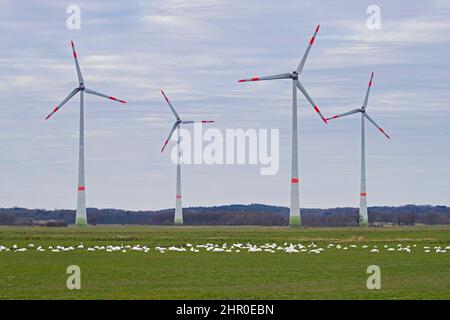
[45,41,126,226]
[160,90,214,225]
[238,25,327,228]
[325,72,390,226]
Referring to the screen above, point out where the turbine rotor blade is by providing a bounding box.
[45,88,80,120]
[181,120,215,124]
[71,41,84,85]
[238,73,292,82]
[161,122,179,152]
[296,81,327,124]
[84,88,127,103]
[326,108,361,121]
[363,72,374,108]
[161,90,180,120]
[297,24,320,74]
[364,112,390,139]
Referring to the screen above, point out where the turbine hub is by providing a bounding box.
[292,71,298,80]
[79,84,85,90]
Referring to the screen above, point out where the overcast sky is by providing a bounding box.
[0,0,449,210]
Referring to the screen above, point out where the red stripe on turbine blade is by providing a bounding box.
[310,37,315,45]
[161,140,169,152]
[71,42,77,58]
[70,41,77,58]
[78,186,86,191]
[313,106,327,123]
[109,96,126,103]
[315,25,320,33]
[238,77,259,82]
[45,107,59,120]
[380,128,390,139]
[360,192,367,196]
[291,178,299,184]
[333,115,339,119]
[201,120,214,123]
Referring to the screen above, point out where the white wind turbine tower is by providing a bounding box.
[238,25,327,228]
[326,72,390,226]
[160,90,214,225]
[45,41,126,226]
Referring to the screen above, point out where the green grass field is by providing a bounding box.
[0,226,449,299]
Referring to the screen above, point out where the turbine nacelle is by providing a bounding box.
[160,90,214,152]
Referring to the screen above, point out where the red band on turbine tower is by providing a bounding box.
[360,192,367,196]
[291,178,299,184]
[176,195,182,200]
[78,186,86,191]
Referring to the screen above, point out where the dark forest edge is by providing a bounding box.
[0,204,449,227]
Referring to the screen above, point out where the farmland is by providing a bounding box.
[0,226,449,299]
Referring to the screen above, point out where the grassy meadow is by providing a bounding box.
[0,226,449,299]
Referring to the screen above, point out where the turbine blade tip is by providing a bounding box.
[239,77,259,82]
[316,25,320,32]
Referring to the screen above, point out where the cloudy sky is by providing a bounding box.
[0,0,449,210]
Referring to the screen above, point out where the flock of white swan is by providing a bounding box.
[0,242,448,255]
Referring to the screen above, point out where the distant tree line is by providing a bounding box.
[0,204,449,227]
